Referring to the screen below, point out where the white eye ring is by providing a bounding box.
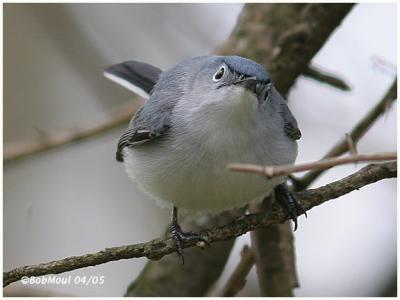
[213,66,226,82]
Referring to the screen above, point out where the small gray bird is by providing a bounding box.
[105,56,304,262]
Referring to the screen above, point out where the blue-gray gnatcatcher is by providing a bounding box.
[105,56,304,262]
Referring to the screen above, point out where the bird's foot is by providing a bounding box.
[170,222,209,264]
[170,206,209,264]
[275,183,307,231]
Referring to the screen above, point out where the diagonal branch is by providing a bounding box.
[303,66,351,91]
[4,161,396,287]
[4,100,142,164]
[219,245,255,297]
[295,79,397,190]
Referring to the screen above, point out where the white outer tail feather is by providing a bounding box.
[103,71,150,100]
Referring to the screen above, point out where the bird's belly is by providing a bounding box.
[163,164,283,213]
[123,129,296,213]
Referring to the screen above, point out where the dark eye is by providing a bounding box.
[213,66,225,82]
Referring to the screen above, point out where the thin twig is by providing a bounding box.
[219,245,255,297]
[228,152,396,178]
[303,66,351,91]
[295,79,397,189]
[345,133,358,155]
[3,161,396,287]
[4,100,142,163]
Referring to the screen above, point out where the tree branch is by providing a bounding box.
[295,79,397,189]
[303,66,351,91]
[4,161,396,287]
[125,210,241,296]
[250,222,298,296]
[219,245,255,297]
[228,152,396,178]
[4,100,142,164]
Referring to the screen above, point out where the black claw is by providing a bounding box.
[275,183,306,230]
[293,217,298,231]
[170,206,208,264]
[300,204,308,219]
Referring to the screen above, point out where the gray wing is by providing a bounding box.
[104,60,171,162]
[115,104,172,162]
[280,101,301,140]
[270,86,301,141]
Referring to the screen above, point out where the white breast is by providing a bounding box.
[123,89,297,213]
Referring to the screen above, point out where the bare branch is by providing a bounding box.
[228,152,396,178]
[219,245,255,297]
[296,78,397,189]
[4,161,396,287]
[303,66,351,91]
[4,100,142,163]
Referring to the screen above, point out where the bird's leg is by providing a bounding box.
[274,183,307,231]
[169,206,209,264]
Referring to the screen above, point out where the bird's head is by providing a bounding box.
[177,56,275,111]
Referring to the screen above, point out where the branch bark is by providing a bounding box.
[4,161,396,287]
[250,222,298,296]
[126,239,234,296]
[125,210,242,296]
[249,195,299,297]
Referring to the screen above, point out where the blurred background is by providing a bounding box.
[3,3,397,296]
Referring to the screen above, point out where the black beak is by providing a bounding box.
[234,76,257,93]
